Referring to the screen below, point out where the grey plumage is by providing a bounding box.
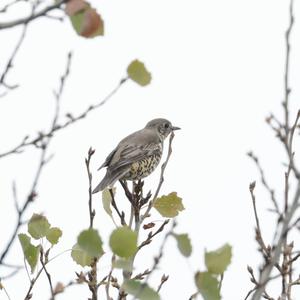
[92,118,180,193]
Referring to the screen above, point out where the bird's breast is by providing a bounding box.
[123,152,162,181]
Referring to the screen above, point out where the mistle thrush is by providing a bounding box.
[92,118,180,193]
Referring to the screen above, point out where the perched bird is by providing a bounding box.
[92,118,180,193]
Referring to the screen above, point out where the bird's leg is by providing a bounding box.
[109,188,126,225]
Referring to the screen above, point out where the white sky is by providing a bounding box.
[1,0,300,299]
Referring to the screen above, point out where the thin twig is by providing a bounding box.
[138,219,170,250]
[40,248,54,300]
[156,274,169,293]
[132,269,151,280]
[283,0,294,137]
[0,149,43,265]
[0,24,27,93]
[140,132,176,225]
[105,255,115,300]
[287,246,293,300]
[87,257,98,300]
[0,77,128,159]
[244,287,257,300]
[133,220,176,300]
[85,148,96,228]
[0,52,72,266]
[0,281,12,300]
[247,152,280,215]
[24,267,44,300]
[251,182,300,300]
[218,273,224,293]
[285,110,300,179]
[152,132,175,201]
[109,189,126,226]
[51,51,72,129]
[189,291,199,300]
[52,278,84,296]
[0,0,27,13]
[249,182,269,254]
[0,0,67,30]
[251,1,297,299]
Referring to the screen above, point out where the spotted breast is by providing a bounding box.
[122,144,163,181]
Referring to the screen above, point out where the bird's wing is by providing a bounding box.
[97,148,117,170]
[109,143,161,173]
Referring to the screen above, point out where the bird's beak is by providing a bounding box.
[171,126,181,131]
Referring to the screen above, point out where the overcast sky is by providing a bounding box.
[1,0,300,299]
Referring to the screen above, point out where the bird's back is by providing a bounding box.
[108,128,161,166]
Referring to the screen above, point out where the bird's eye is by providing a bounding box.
[164,123,169,129]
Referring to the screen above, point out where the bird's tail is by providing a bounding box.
[92,169,128,194]
[92,172,112,194]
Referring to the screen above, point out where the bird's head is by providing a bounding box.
[145,118,180,140]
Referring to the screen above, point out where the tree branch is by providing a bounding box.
[250,2,298,299]
[0,24,27,95]
[247,152,280,215]
[140,131,176,226]
[85,148,96,228]
[0,77,128,159]
[40,248,54,300]
[0,0,67,30]
[0,52,72,267]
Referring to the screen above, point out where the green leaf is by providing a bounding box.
[127,60,151,86]
[205,244,232,274]
[195,272,220,300]
[78,229,104,257]
[28,213,51,239]
[173,233,192,257]
[71,243,93,267]
[109,227,137,258]
[70,11,85,34]
[153,192,184,217]
[46,227,62,245]
[18,234,40,273]
[112,258,133,272]
[102,188,114,218]
[123,280,160,300]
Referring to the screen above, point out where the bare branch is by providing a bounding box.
[24,266,44,300]
[249,182,269,254]
[247,152,280,215]
[85,147,96,228]
[0,0,67,30]
[0,25,27,94]
[40,248,54,300]
[251,182,300,300]
[282,0,294,137]
[140,131,176,225]
[105,255,115,300]
[109,188,126,226]
[0,77,128,159]
[132,220,176,300]
[251,1,297,299]
[0,52,72,266]
[138,219,170,250]
[87,257,98,300]
[156,274,169,293]
[0,280,12,300]
[0,0,28,13]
